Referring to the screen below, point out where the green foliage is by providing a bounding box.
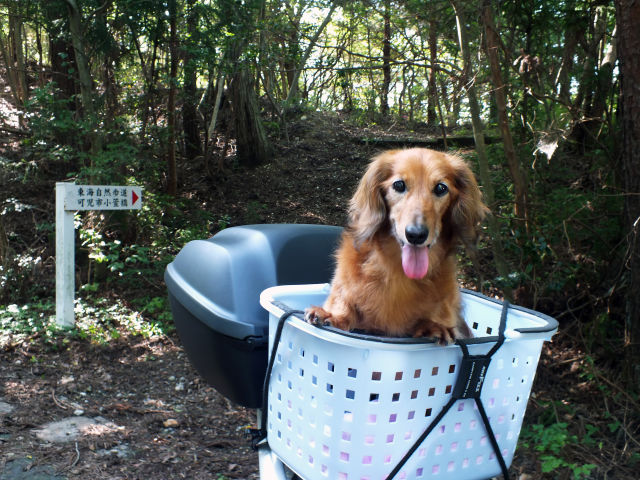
[22,83,86,168]
[0,295,172,349]
[74,296,172,340]
[23,83,78,145]
[480,142,622,311]
[0,301,57,345]
[0,251,47,304]
[521,419,597,479]
[77,136,141,185]
[137,296,173,325]
[133,190,217,251]
[245,200,266,224]
[22,84,147,185]
[525,422,574,456]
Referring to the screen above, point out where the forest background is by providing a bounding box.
[1,0,639,479]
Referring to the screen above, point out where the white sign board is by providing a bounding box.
[56,182,143,327]
[64,185,142,210]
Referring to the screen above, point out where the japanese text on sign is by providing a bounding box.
[63,185,142,211]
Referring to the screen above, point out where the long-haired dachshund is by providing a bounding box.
[305,148,488,344]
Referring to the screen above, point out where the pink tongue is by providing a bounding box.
[402,245,430,279]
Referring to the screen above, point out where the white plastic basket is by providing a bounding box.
[259,284,557,480]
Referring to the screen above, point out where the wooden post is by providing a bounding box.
[56,182,75,328]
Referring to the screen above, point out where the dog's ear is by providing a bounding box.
[348,152,394,245]
[450,156,489,249]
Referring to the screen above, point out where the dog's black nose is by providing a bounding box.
[405,225,429,245]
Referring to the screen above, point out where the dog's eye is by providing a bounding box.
[392,180,406,193]
[434,183,449,197]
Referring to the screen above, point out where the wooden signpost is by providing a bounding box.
[55,182,143,327]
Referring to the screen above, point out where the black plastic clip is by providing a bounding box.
[452,355,492,399]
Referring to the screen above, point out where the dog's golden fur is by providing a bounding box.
[305,148,487,344]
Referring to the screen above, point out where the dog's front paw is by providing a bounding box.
[304,306,332,327]
[413,321,457,345]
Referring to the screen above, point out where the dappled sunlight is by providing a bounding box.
[0,95,19,128]
[3,379,47,403]
[73,296,173,343]
[0,293,174,359]
[32,416,127,444]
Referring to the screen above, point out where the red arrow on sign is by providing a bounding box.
[132,190,139,205]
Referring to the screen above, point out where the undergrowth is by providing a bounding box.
[520,417,597,479]
[0,295,173,351]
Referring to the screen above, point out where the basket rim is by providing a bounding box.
[260,284,558,348]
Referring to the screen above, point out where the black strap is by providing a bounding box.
[387,301,511,480]
[250,307,304,449]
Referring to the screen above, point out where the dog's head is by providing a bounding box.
[349,148,488,278]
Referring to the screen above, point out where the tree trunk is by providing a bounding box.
[398,66,407,117]
[35,24,46,88]
[0,5,28,125]
[441,76,462,127]
[380,0,391,117]
[229,67,272,167]
[481,0,529,233]
[555,0,579,104]
[131,9,162,141]
[427,20,438,125]
[207,73,226,147]
[9,10,28,107]
[0,216,9,268]
[65,0,95,119]
[614,0,640,384]
[569,8,614,151]
[281,1,302,96]
[49,28,77,101]
[96,9,118,130]
[590,25,617,123]
[583,7,608,116]
[0,30,20,106]
[65,0,102,159]
[451,0,513,301]
[573,7,606,120]
[166,0,178,195]
[183,0,201,160]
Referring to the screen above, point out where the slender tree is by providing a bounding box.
[380,0,391,116]
[284,1,341,104]
[0,2,28,123]
[426,19,438,125]
[451,0,513,300]
[589,25,617,126]
[64,0,95,120]
[64,0,103,162]
[481,0,529,232]
[167,0,178,195]
[555,0,579,104]
[183,0,201,161]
